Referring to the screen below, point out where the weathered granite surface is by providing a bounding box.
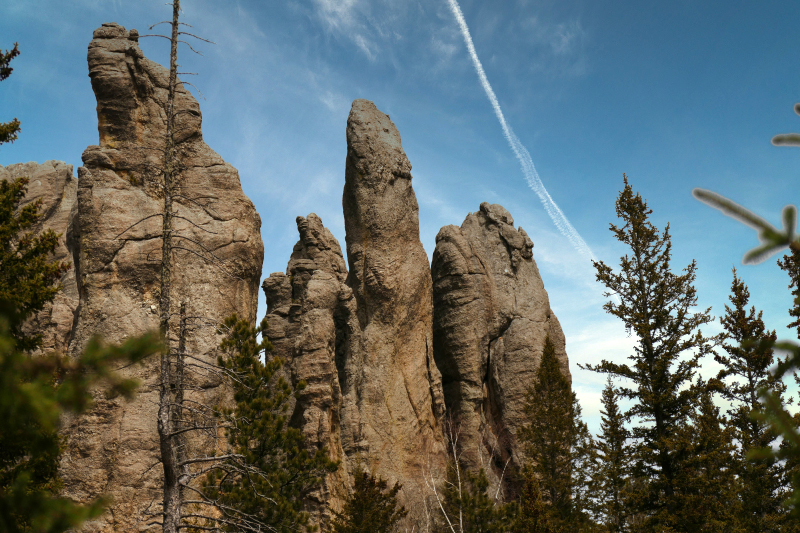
[0,160,79,355]
[59,23,263,532]
[263,100,449,528]
[431,202,569,497]
[262,213,351,520]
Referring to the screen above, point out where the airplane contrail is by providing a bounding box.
[446,0,595,260]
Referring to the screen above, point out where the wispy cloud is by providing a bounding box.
[312,0,378,60]
[519,16,588,77]
[314,0,360,32]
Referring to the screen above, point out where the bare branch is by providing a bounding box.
[177,39,205,56]
[115,213,164,239]
[178,31,216,44]
[178,454,244,467]
[173,215,218,234]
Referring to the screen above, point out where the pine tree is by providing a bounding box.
[330,469,408,533]
[0,177,70,352]
[715,269,786,531]
[437,463,511,533]
[201,315,338,532]
[587,176,718,530]
[509,466,556,533]
[777,248,800,340]
[0,43,21,146]
[519,333,592,529]
[590,378,631,533]
[666,386,742,532]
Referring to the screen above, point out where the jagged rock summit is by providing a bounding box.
[58,23,264,532]
[265,99,570,527]
[264,100,449,525]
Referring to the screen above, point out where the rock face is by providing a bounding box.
[431,202,569,497]
[0,161,79,354]
[263,100,448,527]
[262,213,350,518]
[59,23,263,532]
[340,99,447,514]
[10,27,571,528]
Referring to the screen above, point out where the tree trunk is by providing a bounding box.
[158,1,181,531]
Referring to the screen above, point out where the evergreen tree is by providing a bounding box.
[201,315,337,532]
[437,463,510,533]
[590,378,631,533]
[0,43,21,146]
[509,467,556,533]
[0,305,160,532]
[330,469,408,533]
[0,177,70,352]
[587,176,718,530]
[777,248,800,340]
[715,269,786,531]
[666,386,742,532]
[519,334,593,529]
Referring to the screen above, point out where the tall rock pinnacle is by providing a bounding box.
[264,100,448,527]
[431,202,570,497]
[60,23,264,532]
[341,99,447,515]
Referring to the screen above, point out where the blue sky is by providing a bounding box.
[2,0,800,430]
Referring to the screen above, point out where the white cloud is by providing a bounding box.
[312,0,378,60]
[314,0,360,32]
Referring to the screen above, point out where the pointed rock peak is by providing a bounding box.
[480,202,514,226]
[346,99,412,181]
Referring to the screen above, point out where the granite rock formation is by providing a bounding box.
[10,26,571,529]
[263,100,449,527]
[431,202,569,497]
[58,23,263,532]
[0,160,79,354]
[262,213,351,518]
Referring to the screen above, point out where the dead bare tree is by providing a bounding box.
[421,419,513,533]
[115,4,333,531]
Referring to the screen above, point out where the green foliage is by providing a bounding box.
[693,188,798,264]
[777,247,800,339]
[695,102,800,516]
[509,467,556,533]
[589,379,631,533]
[519,334,593,529]
[437,463,510,533]
[201,314,337,532]
[330,469,408,533]
[0,305,160,533]
[0,43,21,146]
[714,270,786,531]
[0,177,70,352]
[665,386,742,532]
[588,176,718,529]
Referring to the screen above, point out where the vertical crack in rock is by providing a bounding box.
[432,201,569,499]
[59,23,264,532]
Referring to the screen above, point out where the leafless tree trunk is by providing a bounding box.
[156,1,182,531]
